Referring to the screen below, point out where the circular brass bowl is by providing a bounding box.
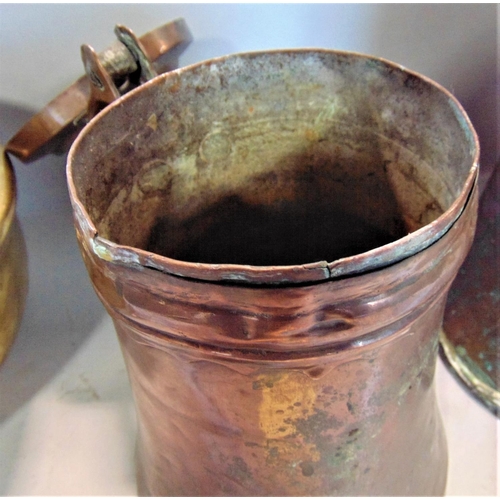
[0,146,27,364]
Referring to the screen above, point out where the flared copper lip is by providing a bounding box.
[67,49,479,285]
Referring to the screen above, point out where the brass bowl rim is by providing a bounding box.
[0,146,16,246]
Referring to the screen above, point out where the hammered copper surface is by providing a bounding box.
[67,50,479,495]
[76,182,477,496]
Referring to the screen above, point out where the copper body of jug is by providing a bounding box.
[67,50,478,495]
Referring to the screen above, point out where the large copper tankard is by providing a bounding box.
[67,50,479,495]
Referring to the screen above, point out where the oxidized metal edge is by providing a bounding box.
[440,329,500,415]
[67,48,480,285]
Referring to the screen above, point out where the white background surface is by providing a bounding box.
[0,3,498,495]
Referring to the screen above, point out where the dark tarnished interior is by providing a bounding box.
[71,51,475,267]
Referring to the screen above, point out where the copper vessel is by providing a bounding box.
[67,50,479,495]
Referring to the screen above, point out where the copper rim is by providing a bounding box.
[67,49,479,285]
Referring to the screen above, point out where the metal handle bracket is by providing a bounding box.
[5,18,192,162]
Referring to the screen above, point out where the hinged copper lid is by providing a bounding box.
[5,18,192,162]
